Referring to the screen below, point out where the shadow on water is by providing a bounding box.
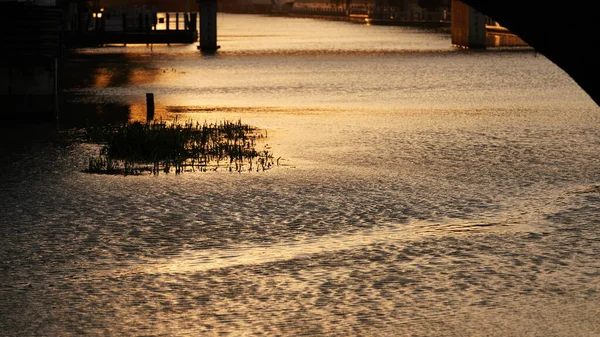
[55,50,162,129]
[57,101,131,129]
[0,50,162,174]
[58,50,160,89]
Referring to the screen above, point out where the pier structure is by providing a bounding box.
[450,0,527,48]
[64,9,198,47]
[61,0,216,51]
[197,0,220,52]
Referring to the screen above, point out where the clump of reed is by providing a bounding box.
[84,119,278,175]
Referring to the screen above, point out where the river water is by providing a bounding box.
[1,13,599,336]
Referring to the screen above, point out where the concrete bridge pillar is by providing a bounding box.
[451,0,486,48]
[197,0,220,52]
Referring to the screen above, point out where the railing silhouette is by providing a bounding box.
[65,11,198,47]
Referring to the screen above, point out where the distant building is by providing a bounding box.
[94,0,199,12]
[290,0,450,25]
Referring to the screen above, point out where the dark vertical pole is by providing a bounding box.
[145,13,149,46]
[166,13,170,46]
[146,93,155,122]
[176,13,179,30]
[123,13,127,46]
[190,13,197,33]
[100,15,105,46]
[7,63,12,96]
[198,0,219,52]
[190,12,198,43]
[86,12,91,32]
[54,58,59,120]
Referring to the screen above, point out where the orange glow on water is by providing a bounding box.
[92,70,110,88]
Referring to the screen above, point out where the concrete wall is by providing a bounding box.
[452,0,527,48]
[451,0,485,48]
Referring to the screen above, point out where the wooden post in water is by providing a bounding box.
[146,93,155,122]
[198,0,220,52]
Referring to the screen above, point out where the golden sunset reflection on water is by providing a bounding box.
[2,13,599,337]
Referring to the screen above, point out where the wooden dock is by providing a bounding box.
[64,12,198,47]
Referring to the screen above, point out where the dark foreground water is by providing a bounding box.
[1,13,599,336]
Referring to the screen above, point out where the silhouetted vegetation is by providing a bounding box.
[83,119,278,175]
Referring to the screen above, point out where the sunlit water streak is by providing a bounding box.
[1,13,600,337]
[103,218,521,275]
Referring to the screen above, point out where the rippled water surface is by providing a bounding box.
[1,13,599,337]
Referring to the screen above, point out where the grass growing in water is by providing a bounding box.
[84,119,277,175]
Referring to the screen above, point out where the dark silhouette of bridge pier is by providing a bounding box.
[457,0,599,106]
